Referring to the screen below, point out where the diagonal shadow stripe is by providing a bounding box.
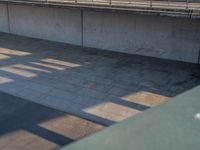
[113,99,150,111]
[24,125,74,146]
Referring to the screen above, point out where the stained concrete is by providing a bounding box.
[0,4,200,63]
[83,10,200,63]
[0,33,199,126]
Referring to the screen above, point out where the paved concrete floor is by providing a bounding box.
[0,32,200,126]
[0,91,104,150]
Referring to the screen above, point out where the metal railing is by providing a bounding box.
[2,0,200,11]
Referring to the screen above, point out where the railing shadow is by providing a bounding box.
[0,32,200,148]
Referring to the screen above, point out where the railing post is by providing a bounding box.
[150,0,152,8]
[109,0,112,5]
[186,0,189,9]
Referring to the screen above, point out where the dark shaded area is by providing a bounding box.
[24,126,73,146]
[0,91,73,146]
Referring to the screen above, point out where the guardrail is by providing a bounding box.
[1,0,200,11]
[39,0,200,10]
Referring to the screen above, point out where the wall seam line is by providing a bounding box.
[81,9,84,47]
[6,4,11,33]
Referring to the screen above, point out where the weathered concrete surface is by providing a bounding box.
[8,4,82,46]
[83,11,200,63]
[1,4,200,63]
[1,0,200,19]
[0,91,104,150]
[0,4,9,33]
[0,33,199,126]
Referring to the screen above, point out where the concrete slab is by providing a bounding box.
[0,32,199,126]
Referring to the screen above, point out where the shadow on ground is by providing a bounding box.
[0,32,200,149]
[0,91,104,150]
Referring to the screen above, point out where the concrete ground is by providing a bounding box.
[0,32,200,126]
[0,91,104,150]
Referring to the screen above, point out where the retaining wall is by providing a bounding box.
[0,4,9,33]
[0,4,200,63]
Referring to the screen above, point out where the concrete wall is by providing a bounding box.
[0,4,9,33]
[8,5,82,46]
[0,4,200,63]
[83,11,200,63]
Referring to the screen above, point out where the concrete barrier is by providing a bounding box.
[8,5,82,46]
[0,3,200,63]
[0,4,9,33]
[83,11,200,63]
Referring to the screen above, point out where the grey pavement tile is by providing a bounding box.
[41,95,83,114]
[82,80,113,93]
[107,86,138,97]
[73,95,104,107]
[52,81,83,93]
[15,88,48,103]
[77,87,109,100]
[24,82,53,94]
[0,83,25,96]
[48,88,77,100]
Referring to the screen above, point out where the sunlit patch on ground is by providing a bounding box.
[0,33,199,149]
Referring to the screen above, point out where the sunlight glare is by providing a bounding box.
[13,64,51,73]
[41,58,80,68]
[0,67,37,78]
[0,76,14,84]
[83,102,139,122]
[30,62,66,70]
[0,48,31,56]
[121,91,168,107]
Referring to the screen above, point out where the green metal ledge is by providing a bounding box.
[60,85,200,150]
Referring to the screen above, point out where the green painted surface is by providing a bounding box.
[61,86,200,150]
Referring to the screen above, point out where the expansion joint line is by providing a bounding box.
[81,9,84,47]
[6,4,11,33]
